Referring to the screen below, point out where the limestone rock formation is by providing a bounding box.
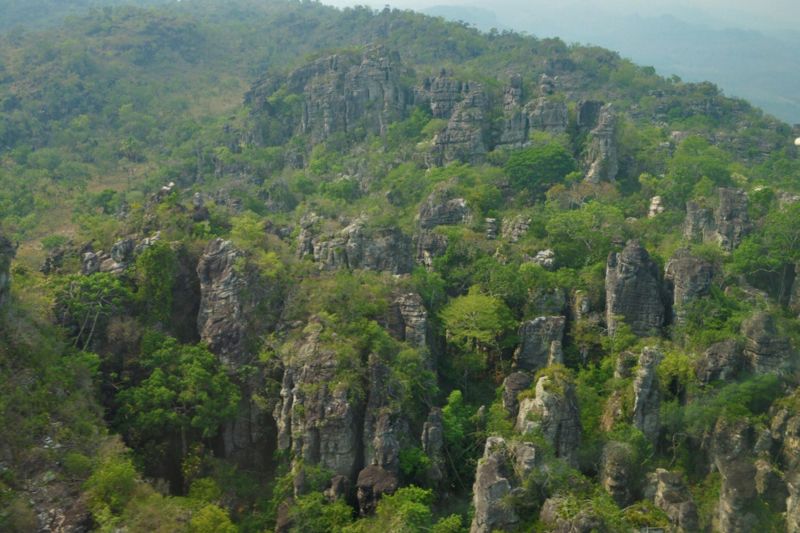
[539,496,605,533]
[684,188,751,251]
[311,218,413,274]
[274,322,360,480]
[421,407,446,485]
[414,230,449,269]
[605,241,666,337]
[632,347,663,443]
[356,465,398,516]
[584,103,618,183]
[664,248,714,328]
[362,355,406,474]
[601,441,636,506]
[417,71,469,119]
[433,84,489,164]
[741,311,793,374]
[513,316,565,372]
[418,187,471,229]
[470,437,521,533]
[388,292,429,350]
[0,234,14,307]
[771,405,800,531]
[695,339,744,384]
[711,418,759,532]
[526,97,568,135]
[501,215,531,243]
[196,239,249,364]
[502,371,533,418]
[651,469,700,532]
[516,373,581,464]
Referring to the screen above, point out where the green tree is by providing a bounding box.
[133,241,177,324]
[504,143,576,197]
[188,504,238,533]
[55,273,132,348]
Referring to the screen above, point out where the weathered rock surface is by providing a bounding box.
[361,355,406,474]
[684,188,751,251]
[526,97,568,135]
[470,437,522,533]
[632,347,663,443]
[433,84,489,164]
[664,248,714,328]
[711,418,759,532]
[196,239,249,364]
[388,292,429,350]
[605,241,666,337]
[421,407,446,485]
[584,103,618,183]
[651,468,700,532]
[648,195,665,218]
[501,215,531,243]
[311,218,413,274]
[0,234,14,307]
[695,339,744,384]
[601,441,636,506]
[771,404,800,531]
[414,230,449,269]
[513,316,566,372]
[539,496,605,533]
[417,71,469,119]
[742,311,793,374]
[81,233,161,276]
[356,465,398,516]
[274,322,360,480]
[516,373,581,464]
[418,187,471,229]
[502,371,533,418]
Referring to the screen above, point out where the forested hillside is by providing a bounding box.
[2,1,800,532]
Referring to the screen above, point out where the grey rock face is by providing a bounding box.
[527,98,568,134]
[772,407,800,531]
[513,316,566,372]
[742,312,793,374]
[418,188,471,230]
[712,418,759,532]
[539,496,605,533]
[433,85,489,164]
[421,407,445,484]
[502,371,533,418]
[606,241,666,337]
[664,248,714,328]
[362,355,406,474]
[652,469,700,532]
[576,100,604,131]
[695,339,744,384]
[311,218,413,274]
[274,324,360,480]
[414,230,449,269]
[632,347,663,444]
[470,437,520,533]
[0,234,14,307]
[196,239,248,364]
[290,48,410,144]
[584,104,618,183]
[418,72,469,119]
[501,215,531,243]
[516,374,581,465]
[684,188,751,251]
[389,293,429,350]
[356,465,398,516]
[601,441,636,506]
[529,249,556,270]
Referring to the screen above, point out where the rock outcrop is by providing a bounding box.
[274,322,361,481]
[356,465,398,516]
[310,218,413,274]
[664,248,714,328]
[512,316,566,371]
[501,215,531,243]
[516,372,581,464]
[771,404,800,531]
[361,355,406,474]
[470,437,538,533]
[196,239,249,364]
[695,339,744,384]
[502,371,533,418]
[539,496,605,533]
[421,408,446,485]
[711,418,759,532]
[605,241,666,337]
[651,469,700,532]
[432,84,489,164]
[601,441,636,506]
[388,293,429,350]
[632,347,663,443]
[526,98,568,135]
[414,230,449,269]
[0,234,14,307]
[81,233,161,276]
[584,103,618,183]
[741,311,793,374]
[684,188,751,251]
[418,71,469,119]
[418,187,471,229]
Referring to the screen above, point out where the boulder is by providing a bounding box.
[605,241,666,337]
[513,316,566,372]
[356,465,398,516]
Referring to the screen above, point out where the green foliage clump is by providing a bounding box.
[504,143,576,197]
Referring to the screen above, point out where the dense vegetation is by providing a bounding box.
[2,1,800,532]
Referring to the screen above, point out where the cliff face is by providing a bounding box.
[0,234,14,307]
